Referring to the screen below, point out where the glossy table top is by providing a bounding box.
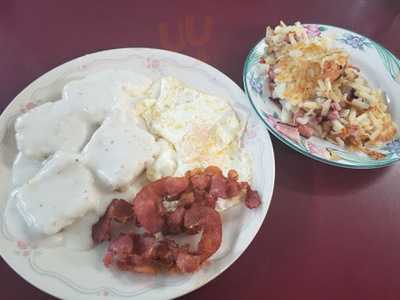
[1,0,400,299]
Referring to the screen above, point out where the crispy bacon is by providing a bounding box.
[204,165,223,177]
[133,176,189,234]
[93,166,262,274]
[209,174,228,198]
[226,178,242,198]
[104,233,160,273]
[227,169,239,180]
[184,205,222,261]
[176,251,202,273]
[164,206,186,235]
[110,206,222,274]
[92,199,134,244]
[178,191,196,208]
[245,189,262,209]
[155,239,180,267]
[190,173,210,190]
[241,182,262,209]
[103,233,133,267]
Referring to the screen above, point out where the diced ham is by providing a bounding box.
[327,110,340,121]
[298,124,314,138]
[306,142,330,159]
[276,123,301,143]
[331,102,342,111]
[268,68,276,82]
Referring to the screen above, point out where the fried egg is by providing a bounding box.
[137,77,251,181]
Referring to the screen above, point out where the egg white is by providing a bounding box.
[137,76,251,181]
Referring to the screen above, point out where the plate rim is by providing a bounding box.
[0,47,276,299]
[242,23,400,169]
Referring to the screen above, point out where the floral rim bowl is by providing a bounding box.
[243,23,400,169]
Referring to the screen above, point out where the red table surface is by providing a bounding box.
[1,1,400,299]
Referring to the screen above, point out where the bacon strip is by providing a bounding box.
[190,173,210,190]
[184,205,222,261]
[103,233,133,267]
[93,166,262,274]
[92,199,134,244]
[163,206,186,235]
[133,176,189,234]
[245,189,262,209]
[241,182,262,209]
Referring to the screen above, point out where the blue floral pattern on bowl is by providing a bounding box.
[337,33,373,51]
[243,24,400,169]
[382,139,400,155]
[248,70,264,96]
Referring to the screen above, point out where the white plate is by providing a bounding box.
[0,48,275,299]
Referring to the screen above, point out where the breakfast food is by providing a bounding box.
[5,70,262,275]
[15,101,93,160]
[92,166,261,274]
[138,77,251,181]
[263,21,397,158]
[62,70,152,123]
[12,153,42,187]
[81,99,158,191]
[14,152,97,237]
